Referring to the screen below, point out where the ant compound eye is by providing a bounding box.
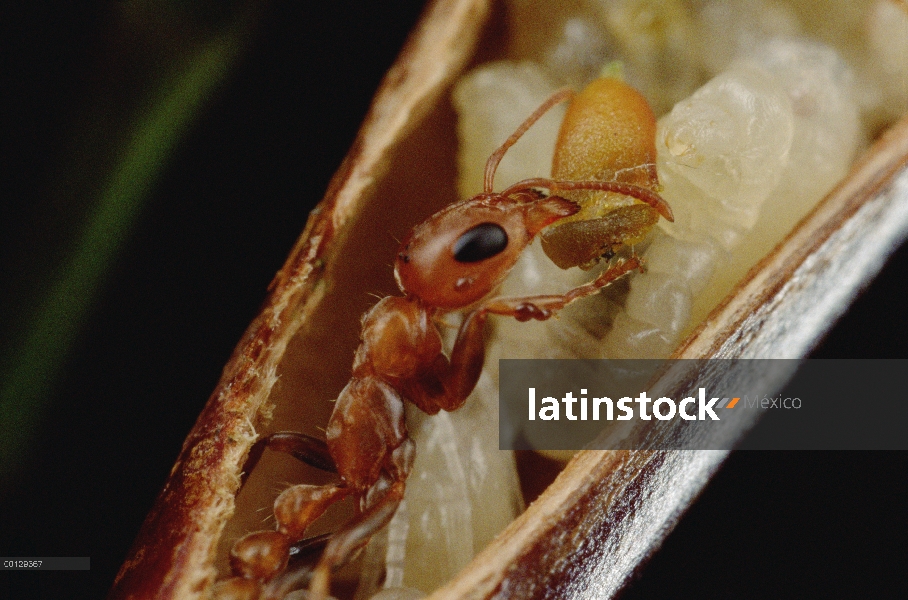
[452,222,508,263]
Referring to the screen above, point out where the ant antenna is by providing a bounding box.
[483,88,575,194]
[500,177,674,222]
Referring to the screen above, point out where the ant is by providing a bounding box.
[213,83,672,600]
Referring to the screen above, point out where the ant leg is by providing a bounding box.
[274,483,352,540]
[227,486,351,592]
[265,432,336,472]
[481,256,643,322]
[438,309,488,409]
[399,309,489,414]
[227,431,343,586]
[257,534,332,600]
[241,431,337,488]
[308,439,415,600]
[304,484,404,599]
[405,259,641,414]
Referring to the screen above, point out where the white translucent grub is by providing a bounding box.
[694,0,801,75]
[374,369,521,594]
[452,61,563,197]
[398,408,473,593]
[643,231,719,296]
[601,60,797,357]
[608,38,862,355]
[656,61,795,231]
[763,2,890,127]
[495,242,598,358]
[866,0,908,121]
[659,178,761,251]
[751,38,861,199]
[734,38,861,276]
[382,500,409,589]
[542,17,615,89]
[590,0,701,115]
[351,500,409,598]
[353,527,387,599]
[604,311,675,360]
[449,371,524,549]
[624,271,691,336]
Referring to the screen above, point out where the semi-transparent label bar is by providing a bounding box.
[499,359,908,450]
[1,557,90,570]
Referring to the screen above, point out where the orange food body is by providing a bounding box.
[552,77,658,188]
[543,77,662,269]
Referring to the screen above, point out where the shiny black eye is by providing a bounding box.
[452,222,508,263]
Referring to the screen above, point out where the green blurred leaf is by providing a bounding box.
[0,9,252,481]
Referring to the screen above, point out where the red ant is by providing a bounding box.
[213,87,673,600]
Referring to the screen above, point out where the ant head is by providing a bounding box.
[394,192,578,308]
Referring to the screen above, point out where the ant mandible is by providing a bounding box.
[214,86,673,600]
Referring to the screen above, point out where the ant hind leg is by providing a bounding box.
[308,479,407,600]
[308,438,415,600]
[241,431,337,488]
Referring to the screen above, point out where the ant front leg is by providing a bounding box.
[400,308,490,414]
[482,255,643,322]
[401,256,638,416]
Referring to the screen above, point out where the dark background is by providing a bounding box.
[1,1,905,598]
